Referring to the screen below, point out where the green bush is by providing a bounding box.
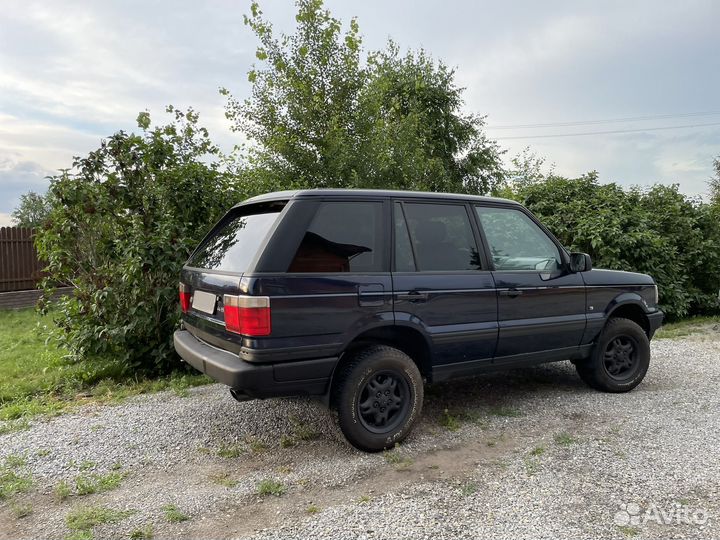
[505,173,720,319]
[35,108,245,373]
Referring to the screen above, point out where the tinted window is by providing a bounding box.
[187,203,285,272]
[402,203,481,271]
[289,202,383,272]
[476,206,561,271]
[394,203,416,272]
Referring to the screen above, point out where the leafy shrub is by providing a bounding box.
[36,108,245,373]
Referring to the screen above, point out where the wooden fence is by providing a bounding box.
[0,227,44,292]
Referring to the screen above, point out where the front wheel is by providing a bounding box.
[576,317,650,392]
[335,345,423,452]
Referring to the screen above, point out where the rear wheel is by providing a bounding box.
[335,345,423,452]
[576,317,650,392]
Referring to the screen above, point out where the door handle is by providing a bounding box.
[499,288,524,298]
[396,291,429,302]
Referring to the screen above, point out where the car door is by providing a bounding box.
[474,204,586,364]
[392,200,498,377]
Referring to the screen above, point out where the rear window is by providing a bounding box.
[187,202,285,272]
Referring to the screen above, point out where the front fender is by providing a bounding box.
[582,291,653,345]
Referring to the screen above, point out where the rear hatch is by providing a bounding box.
[179,200,287,351]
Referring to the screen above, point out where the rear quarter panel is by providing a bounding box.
[244,274,394,361]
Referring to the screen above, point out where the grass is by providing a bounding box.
[74,471,126,496]
[11,501,33,518]
[256,479,286,497]
[278,416,320,448]
[0,418,30,435]
[460,481,478,496]
[246,437,268,453]
[554,432,578,446]
[440,409,462,432]
[529,445,545,457]
[655,316,720,339]
[209,472,238,488]
[306,504,320,514]
[290,417,319,441]
[162,504,189,523]
[0,309,211,422]
[0,455,33,500]
[383,448,414,470]
[280,434,297,448]
[358,495,372,504]
[130,525,154,540]
[524,457,540,476]
[66,506,135,535]
[5,454,26,468]
[55,480,72,501]
[617,525,640,537]
[216,444,244,458]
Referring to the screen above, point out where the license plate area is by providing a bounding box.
[192,290,217,314]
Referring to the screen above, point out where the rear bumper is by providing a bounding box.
[648,310,664,338]
[173,329,336,398]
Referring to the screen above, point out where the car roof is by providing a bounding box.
[237,188,519,207]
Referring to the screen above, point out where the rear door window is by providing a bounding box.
[402,203,481,271]
[187,202,285,272]
[289,202,384,272]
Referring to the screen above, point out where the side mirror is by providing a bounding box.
[569,252,592,272]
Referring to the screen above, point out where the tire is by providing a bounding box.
[575,317,650,393]
[335,345,424,452]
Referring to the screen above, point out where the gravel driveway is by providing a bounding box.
[1,334,718,539]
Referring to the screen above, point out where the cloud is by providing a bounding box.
[0,156,54,215]
[0,213,13,227]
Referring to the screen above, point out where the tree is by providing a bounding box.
[11,191,52,228]
[35,107,243,373]
[363,43,504,193]
[223,0,503,194]
[710,157,720,205]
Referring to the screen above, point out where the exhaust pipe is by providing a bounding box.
[229,388,254,402]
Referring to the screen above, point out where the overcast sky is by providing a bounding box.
[1,0,719,225]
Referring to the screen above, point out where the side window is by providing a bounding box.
[402,203,481,271]
[394,203,416,272]
[475,206,562,271]
[288,202,383,273]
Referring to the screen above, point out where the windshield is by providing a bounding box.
[187,202,285,272]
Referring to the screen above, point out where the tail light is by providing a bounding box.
[179,283,191,313]
[223,295,271,336]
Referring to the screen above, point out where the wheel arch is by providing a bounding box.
[325,323,432,407]
[605,296,651,336]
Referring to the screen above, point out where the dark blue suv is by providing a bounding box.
[174,189,663,451]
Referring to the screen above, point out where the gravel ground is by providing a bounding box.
[1,334,718,539]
